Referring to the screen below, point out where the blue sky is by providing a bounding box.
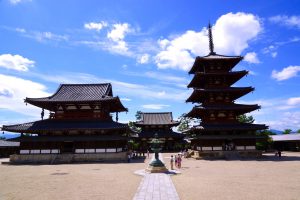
[0,0,300,131]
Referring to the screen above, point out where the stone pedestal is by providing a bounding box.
[146,165,168,173]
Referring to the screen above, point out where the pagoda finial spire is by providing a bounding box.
[208,22,216,55]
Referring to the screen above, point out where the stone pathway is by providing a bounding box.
[133,154,180,200]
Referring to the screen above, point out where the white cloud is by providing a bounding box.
[287,97,300,106]
[271,66,300,81]
[84,21,108,31]
[244,52,260,64]
[9,0,31,5]
[266,112,300,131]
[0,54,35,71]
[107,23,131,42]
[0,74,50,117]
[137,54,150,64]
[142,104,170,110]
[34,31,69,42]
[105,23,134,55]
[269,15,300,29]
[155,12,262,70]
[120,97,131,101]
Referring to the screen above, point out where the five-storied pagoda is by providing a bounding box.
[2,83,129,163]
[185,24,267,158]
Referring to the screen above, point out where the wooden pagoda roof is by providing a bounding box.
[135,112,180,126]
[186,87,254,103]
[188,123,268,132]
[25,83,128,112]
[187,70,248,88]
[189,54,243,74]
[2,119,128,134]
[185,104,260,118]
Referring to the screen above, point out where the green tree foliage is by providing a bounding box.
[128,111,142,134]
[177,113,190,132]
[256,130,274,151]
[128,121,141,133]
[135,111,142,120]
[0,136,5,140]
[283,129,292,134]
[237,114,255,123]
[297,129,300,133]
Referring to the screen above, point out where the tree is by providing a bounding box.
[135,111,142,121]
[128,121,141,133]
[237,114,254,123]
[0,136,5,140]
[177,113,200,133]
[177,114,190,132]
[256,130,273,151]
[297,129,300,133]
[283,129,292,134]
[128,111,142,134]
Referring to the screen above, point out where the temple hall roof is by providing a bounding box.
[188,123,268,132]
[135,112,180,126]
[25,83,128,112]
[2,119,128,134]
[270,134,300,142]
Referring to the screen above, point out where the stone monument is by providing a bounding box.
[146,133,168,173]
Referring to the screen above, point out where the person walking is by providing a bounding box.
[170,155,174,170]
[174,155,178,168]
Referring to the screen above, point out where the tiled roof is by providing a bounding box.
[2,119,128,133]
[186,87,254,103]
[135,112,179,126]
[270,134,300,141]
[188,123,268,132]
[187,70,248,88]
[25,83,113,102]
[0,140,20,147]
[185,104,260,118]
[24,83,128,112]
[189,54,243,74]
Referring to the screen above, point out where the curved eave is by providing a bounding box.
[186,87,254,103]
[25,96,128,112]
[189,55,243,74]
[187,71,248,88]
[185,104,260,118]
[188,123,268,132]
[2,119,129,134]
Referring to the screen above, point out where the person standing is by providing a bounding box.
[170,155,174,170]
[177,154,182,169]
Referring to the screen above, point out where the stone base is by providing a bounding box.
[9,152,127,164]
[192,150,263,160]
[146,165,168,173]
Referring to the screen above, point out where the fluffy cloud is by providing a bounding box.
[84,21,108,31]
[137,54,150,64]
[0,74,50,117]
[155,12,262,70]
[269,15,300,29]
[142,104,170,110]
[244,52,260,64]
[0,54,35,71]
[287,97,300,106]
[271,66,300,81]
[106,23,133,55]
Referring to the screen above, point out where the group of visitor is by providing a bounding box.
[169,153,183,170]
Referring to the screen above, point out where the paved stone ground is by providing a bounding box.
[133,154,180,200]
